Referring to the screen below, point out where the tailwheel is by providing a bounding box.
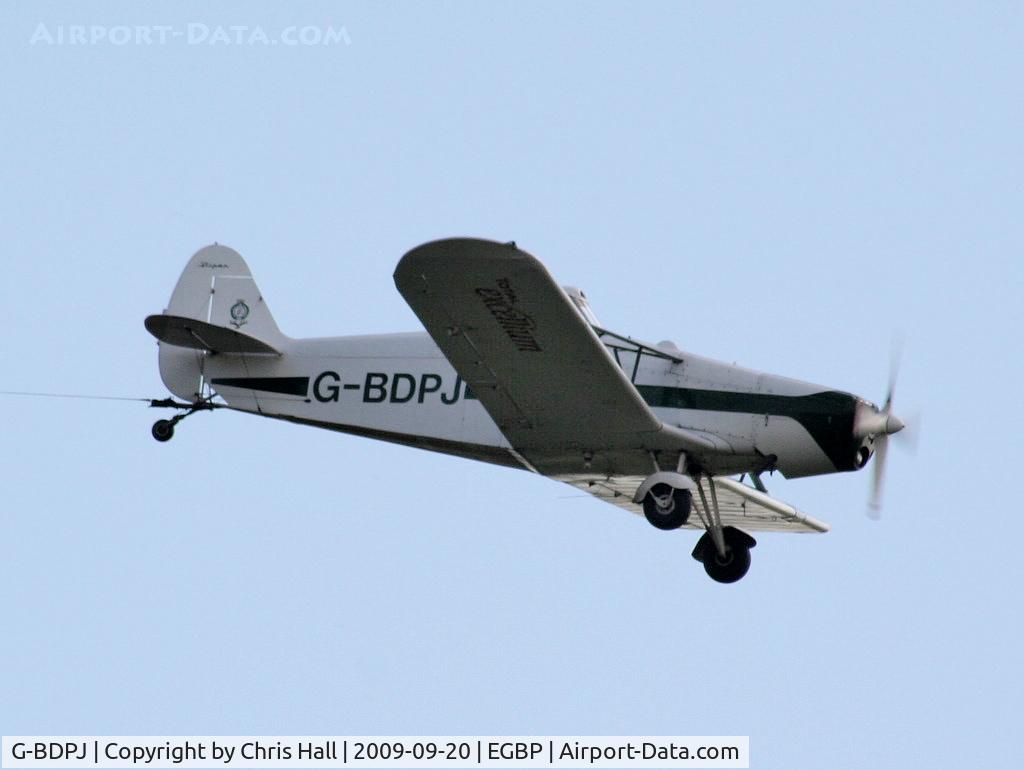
[151,419,175,442]
[691,526,757,584]
[148,396,220,442]
[642,483,692,530]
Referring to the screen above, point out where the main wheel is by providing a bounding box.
[642,483,692,530]
[151,419,174,442]
[702,542,751,583]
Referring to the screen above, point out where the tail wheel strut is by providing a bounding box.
[148,397,220,442]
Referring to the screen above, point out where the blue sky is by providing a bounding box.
[1,2,1021,768]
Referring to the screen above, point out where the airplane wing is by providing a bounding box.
[394,238,666,453]
[563,474,830,533]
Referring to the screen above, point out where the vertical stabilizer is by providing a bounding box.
[153,244,286,400]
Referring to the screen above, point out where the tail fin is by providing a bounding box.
[146,244,286,400]
[162,243,283,341]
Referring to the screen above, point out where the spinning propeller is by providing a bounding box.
[853,344,911,518]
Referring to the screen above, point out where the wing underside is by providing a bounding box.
[563,475,830,533]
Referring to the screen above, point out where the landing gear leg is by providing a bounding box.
[148,396,219,442]
[692,476,756,583]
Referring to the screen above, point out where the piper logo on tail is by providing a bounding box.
[229,300,250,328]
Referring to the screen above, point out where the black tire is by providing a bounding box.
[702,542,751,583]
[151,419,174,442]
[642,484,692,530]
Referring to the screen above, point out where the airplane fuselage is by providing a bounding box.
[191,331,870,480]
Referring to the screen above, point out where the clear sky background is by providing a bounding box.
[2,2,1021,768]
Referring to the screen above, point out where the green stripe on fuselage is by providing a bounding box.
[636,385,860,471]
[210,376,310,397]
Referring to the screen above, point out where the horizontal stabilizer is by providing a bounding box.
[144,314,281,355]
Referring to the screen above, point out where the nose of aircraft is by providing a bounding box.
[885,414,905,435]
[853,403,905,438]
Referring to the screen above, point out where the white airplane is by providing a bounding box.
[144,239,906,583]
